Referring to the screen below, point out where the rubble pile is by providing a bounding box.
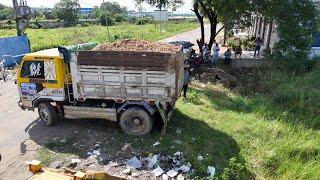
[198,66,237,88]
[93,39,181,54]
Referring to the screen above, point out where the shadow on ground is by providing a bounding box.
[24,108,251,177]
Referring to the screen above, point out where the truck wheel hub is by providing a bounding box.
[133,118,141,125]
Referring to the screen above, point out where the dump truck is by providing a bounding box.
[17,40,184,135]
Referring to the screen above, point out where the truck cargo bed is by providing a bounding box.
[70,50,184,103]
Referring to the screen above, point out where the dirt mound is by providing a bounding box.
[93,39,181,54]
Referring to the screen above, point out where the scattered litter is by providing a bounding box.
[197,156,204,161]
[52,137,59,141]
[95,144,100,147]
[153,141,161,146]
[177,174,185,180]
[162,173,169,180]
[174,140,182,144]
[152,166,164,177]
[145,155,158,169]
[92,150,100,156]
[71,159,81,164]
[72,143,78,146]
[207,166,216,177]
[122,168,131,175]
[121,143,131,151]
[173,151,182,156]
[60,138,67,143]
[132,172,140,177]
[191,137,196,141]
[167,169,178,178]
[179,165,190,173]
[126,156,142,169]
[74,131,79,134]
[176,128,182,134]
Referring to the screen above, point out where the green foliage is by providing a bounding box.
[0,21,198,52]
[53,0,80,26]
[99,14,115,26]
[0,4,13,20]
[135,18,152,25]
[114,14,126,23]
[221,157,251,180]
[100,2,127,16]
[127,16,137,24]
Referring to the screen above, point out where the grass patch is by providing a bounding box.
[0,21,198,52]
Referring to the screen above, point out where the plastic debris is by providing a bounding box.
[152,166,164,177]
[173,151,182,156]
[74,131,79,134]
[153,141,161,146]
[197,156,204,161]
[92,150,100,156]
[126,156,142,169]
[60,138,67,143]
[176,128,182,134]
[207,166,216,177]
[179,165,190,173]
[174,140,182,144]
[145,155,158,169]
[191,137,196,141]
[167,169,178,178]
[122,168,131,175]
[162,173,169,180]
[177,174,185,180]
[121,143,131,151]
[71,159,81,164]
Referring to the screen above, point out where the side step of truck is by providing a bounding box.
[63,106,117,121]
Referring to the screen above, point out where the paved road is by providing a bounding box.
[160,23,224,52]
[0,77,37,179]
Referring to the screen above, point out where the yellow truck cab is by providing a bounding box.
[18,48,67,109]
[17,43,184,136]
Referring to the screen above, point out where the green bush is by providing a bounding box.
[127,16,137,24]
[99,14,115,26]
[114,14,126,22]
[136,18,152,25]
[221,157,252,180]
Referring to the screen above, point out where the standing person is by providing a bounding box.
[235,45,242,59]
[183,68,190,98]
[224,48,232,66]
[211,43,220,67]
[202,43,209,62]
[254,36,263,58]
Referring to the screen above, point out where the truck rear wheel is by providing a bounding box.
[38,102,59,126]
[119,107,153,136]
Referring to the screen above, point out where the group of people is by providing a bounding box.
[201,36,264,67]
[202,42,233,67]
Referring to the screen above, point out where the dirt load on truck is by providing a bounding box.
[17,40,184,136]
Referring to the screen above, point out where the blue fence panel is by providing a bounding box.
[0,35,30,67]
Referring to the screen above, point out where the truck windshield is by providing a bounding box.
[20,60,45,79]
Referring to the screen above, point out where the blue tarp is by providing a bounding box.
[0,35,30,67]
[312,32,320,47]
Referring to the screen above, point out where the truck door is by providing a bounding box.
[18,58,65,108]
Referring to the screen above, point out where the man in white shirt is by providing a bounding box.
[211,43,220,66]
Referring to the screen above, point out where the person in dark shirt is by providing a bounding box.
[235,45,242,59]
[224,48,232,66]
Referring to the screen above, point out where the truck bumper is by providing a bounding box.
[18,100,34,111]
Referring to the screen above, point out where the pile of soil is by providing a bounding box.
[93,39,181,54]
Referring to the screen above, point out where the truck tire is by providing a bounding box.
[38,102,59,126]
[119,107,153,136]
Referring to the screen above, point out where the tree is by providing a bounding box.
[100,2,127,16]
[0,4,14,20]
[53,0,80,26]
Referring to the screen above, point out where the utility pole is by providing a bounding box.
[12,0,31,36]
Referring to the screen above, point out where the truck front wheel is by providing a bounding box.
[38,102,59,126]
[119,107,153,136]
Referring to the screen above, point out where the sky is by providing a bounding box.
[1,0,194,14]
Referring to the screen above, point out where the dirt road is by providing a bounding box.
[0,25,221,179]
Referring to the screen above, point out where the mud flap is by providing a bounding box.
[156,102,174,135]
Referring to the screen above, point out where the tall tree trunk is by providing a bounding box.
[192,2,205,53]
[208,10,218,49]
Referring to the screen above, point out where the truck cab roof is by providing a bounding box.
[24,48,62,59]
